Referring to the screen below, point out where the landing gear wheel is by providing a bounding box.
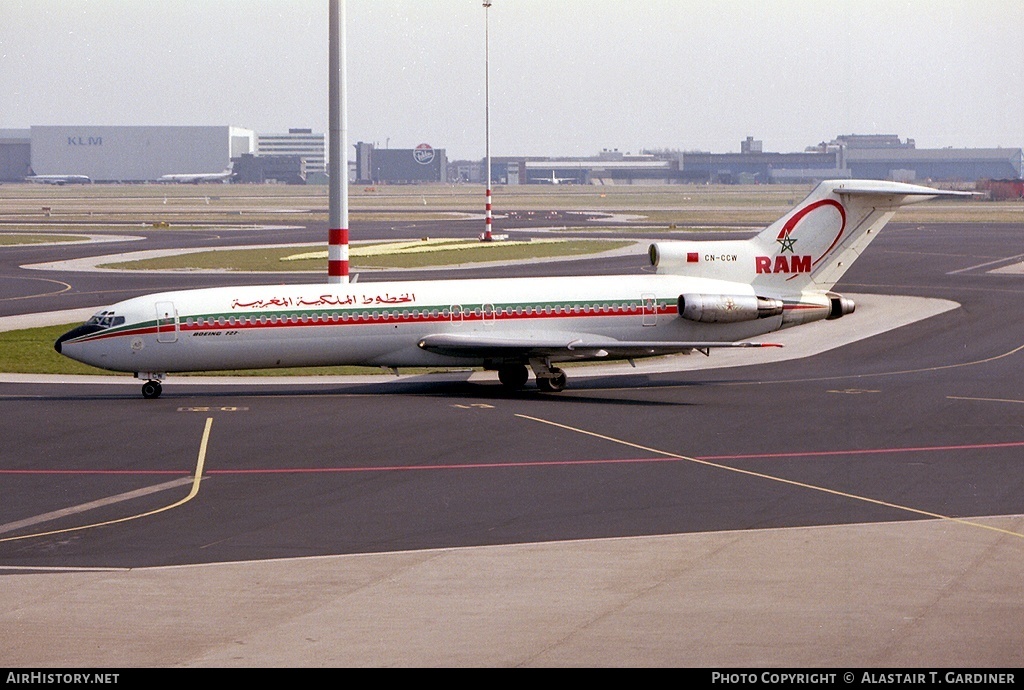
[141,380,162,399]
[536,367,567,393]
[497,363,529,390]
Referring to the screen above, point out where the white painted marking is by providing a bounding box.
[0,477,195,535]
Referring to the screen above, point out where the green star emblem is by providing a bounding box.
[777,232,798,253]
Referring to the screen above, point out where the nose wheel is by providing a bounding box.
[141,380,163,399]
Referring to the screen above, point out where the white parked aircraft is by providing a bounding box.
[55,180,967,398]
[158,166,234,184]
[534,170,574,185]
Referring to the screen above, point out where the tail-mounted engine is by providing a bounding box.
[827,292,856,320]
[678,294,784,323]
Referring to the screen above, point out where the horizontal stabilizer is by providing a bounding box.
[828,180,975,202]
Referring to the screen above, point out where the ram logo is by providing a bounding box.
[754,199,846,276]
[755,255,811,274]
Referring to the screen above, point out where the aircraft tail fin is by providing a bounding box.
[650,180,971,293]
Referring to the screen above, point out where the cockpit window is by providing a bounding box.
[85,311,125,329]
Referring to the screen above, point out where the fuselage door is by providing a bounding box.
[642,293,658,327]
[155,301,179,343]
[450,304,464,324]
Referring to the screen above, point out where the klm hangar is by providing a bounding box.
[22,126,255,183]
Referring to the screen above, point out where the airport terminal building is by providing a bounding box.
[0,126,1020,187]
[256,129,325,175]
[354,142,448,184]
[0,129,31,181]
[454,136,1022,186]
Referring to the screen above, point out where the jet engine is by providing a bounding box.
[827,293,856,320]
[677,294,784,323]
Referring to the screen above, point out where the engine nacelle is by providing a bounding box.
[827,293,856,320]
[648,240,752,277]
[678,294,784,323]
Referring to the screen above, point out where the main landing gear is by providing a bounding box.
[137,373,165,399]
[497,363,530,390]
[495,361,568,393]
[529,358,568,393]
[535,368,567,393]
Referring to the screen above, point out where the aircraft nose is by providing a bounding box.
[54,323,104,354]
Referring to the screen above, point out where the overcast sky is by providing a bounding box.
[2,0,1021,159]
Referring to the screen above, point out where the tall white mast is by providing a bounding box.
[482,0,493,242]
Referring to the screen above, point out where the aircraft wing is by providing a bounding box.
[417,332,781,360]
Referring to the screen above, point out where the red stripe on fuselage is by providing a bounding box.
[67,304,681,343]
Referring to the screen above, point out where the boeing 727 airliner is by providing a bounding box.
[55,180,967,398]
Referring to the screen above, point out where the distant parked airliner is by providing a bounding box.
[158,166,234,184]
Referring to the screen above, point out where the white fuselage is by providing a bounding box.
[57,273,821,374]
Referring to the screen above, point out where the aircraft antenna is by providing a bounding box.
[328,0,350,283]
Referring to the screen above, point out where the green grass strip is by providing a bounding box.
[0,234,89,245]
[100,239,632,271]
[2,323,454,376]
[0,324,118,375]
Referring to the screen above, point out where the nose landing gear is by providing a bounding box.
[136,373,166,399]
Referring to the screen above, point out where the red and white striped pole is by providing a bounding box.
[482,1,493,242]
[328,0,349,282]
[484,186,492,241]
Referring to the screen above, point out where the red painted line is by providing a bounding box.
[200,439,1024,473]
[4,440,1020,477]
[203,458,664,474]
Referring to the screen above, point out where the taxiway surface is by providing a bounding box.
[1,215,1023,666]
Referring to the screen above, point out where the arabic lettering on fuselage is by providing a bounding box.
[231,293,416,310]
[365,293,416,305]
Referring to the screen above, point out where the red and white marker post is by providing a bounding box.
[328,0,349,283]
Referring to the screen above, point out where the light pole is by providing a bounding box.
[328,0,349,283]
[482,0,493,242]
